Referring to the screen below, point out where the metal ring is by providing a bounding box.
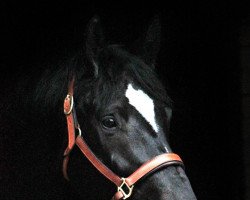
[77,126,82,137]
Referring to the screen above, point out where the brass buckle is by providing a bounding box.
[117,178,134,199]
[64,94,74,115]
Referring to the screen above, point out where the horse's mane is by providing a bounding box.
[32,45,172,121]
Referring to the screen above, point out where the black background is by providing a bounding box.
[0,1,248,199]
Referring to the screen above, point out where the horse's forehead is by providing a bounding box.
[125,83,159,133]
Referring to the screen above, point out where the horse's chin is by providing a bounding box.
[131,166,197,200]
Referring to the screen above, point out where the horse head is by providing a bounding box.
[64,16,197,200]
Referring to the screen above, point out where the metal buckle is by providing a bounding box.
[117,178,134,199]
[64,94,74,115]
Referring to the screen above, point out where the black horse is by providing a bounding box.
[1,16,196,200]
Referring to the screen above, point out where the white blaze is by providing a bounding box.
[125,83,159,132]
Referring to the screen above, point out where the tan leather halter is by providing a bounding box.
[62,79,184,200]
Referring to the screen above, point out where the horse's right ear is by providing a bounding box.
[85,16,105,77]
[129,15,161,69]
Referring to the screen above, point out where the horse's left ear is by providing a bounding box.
[142,15,161,68]
[85,15,106,77]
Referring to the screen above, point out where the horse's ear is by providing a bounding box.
[143,15,161,68]
[85,15,105,77]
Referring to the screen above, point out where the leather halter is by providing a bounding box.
[62,79,184,199]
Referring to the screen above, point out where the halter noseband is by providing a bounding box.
[62,79,184,200]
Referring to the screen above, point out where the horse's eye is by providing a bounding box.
[102,116,117,129]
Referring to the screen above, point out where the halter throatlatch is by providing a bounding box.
[62,79,184,199]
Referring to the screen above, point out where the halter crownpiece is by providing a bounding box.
[62,79,184,200]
